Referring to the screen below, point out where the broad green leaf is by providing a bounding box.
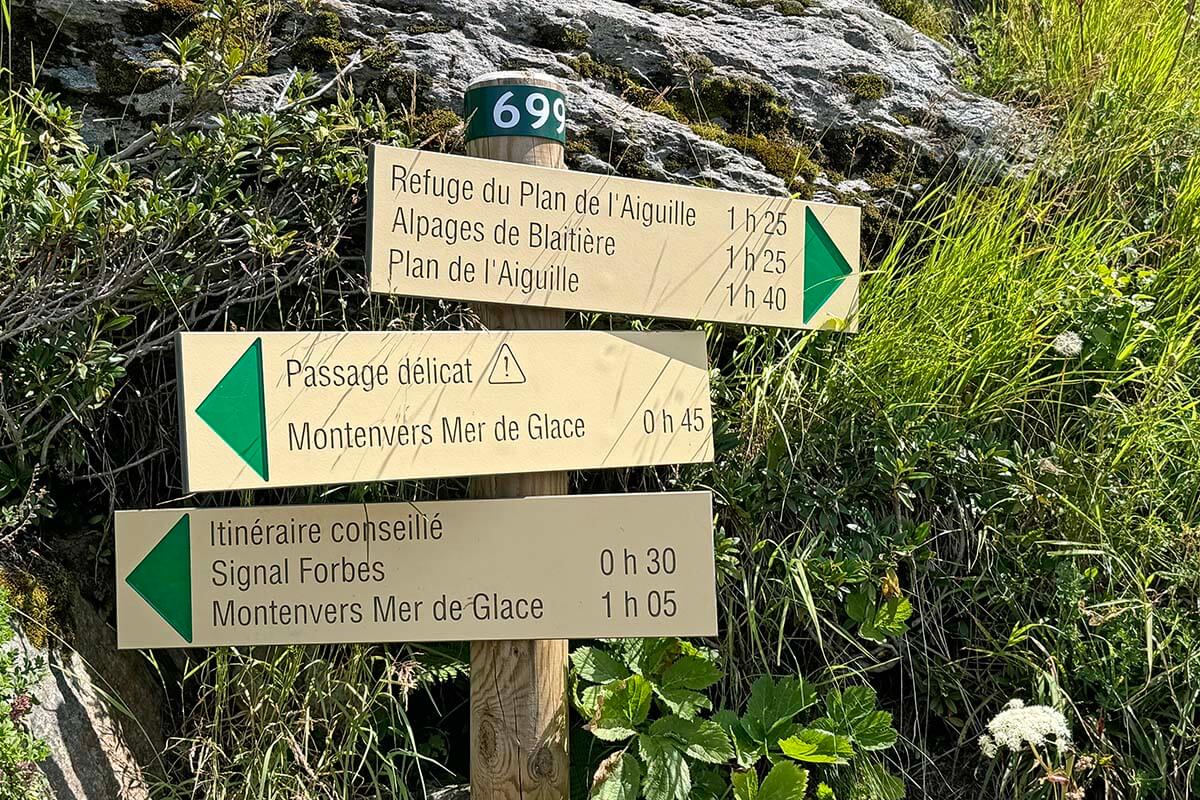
[650,716,734,763]
[661,654,723,691]
[853,761,905,800]
[591,751,641,800]
[845,588,872,624]
[853,710,898,751]
[573,647,632,684]
[860,597,912,641]
[638,734,691,800]
[611,638,679,677]
[732,768,759,800]
[714,709,758,766]
[779,728,853,764]
[759,762,810,800]
[816,782,837,800]
[578,684,604,718]
[742,676,818,744]
[839,686,877,725]
[823,686,877,735]
[655,687,712,720]
[590,676,652,741]
[691,765,729,800]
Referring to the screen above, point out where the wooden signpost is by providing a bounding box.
[461,72,574,800]
[116,492,717,649]
[115,69,865,800]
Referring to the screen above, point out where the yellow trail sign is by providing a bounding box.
[367,145,860,331]
[116,492,717,648]
[177,330,712,492]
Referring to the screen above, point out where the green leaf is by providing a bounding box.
[589,676,652,741]
[845,588,872,624]
[732,768,759,800]
[591,751,641,800]
[691,766,729,800]
[714,709,758,766]
[823,686,875,735]
[759,761,810,800]
[816,782,837,800]
[610,638,679,678]
[820,685,898,751]
[779,728,853,764]
[649,716,734,763]
[860,597,912,641]
[655,687,712,720]
[853,761,905,800]
[743,676,819,744]
[573,646,632,684]
[638,734,691,800]
[578,684,604,719]
[853,710,899,751]
[661,654,723,692]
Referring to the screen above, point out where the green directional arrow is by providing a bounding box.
[126,514,192,643]
[803,207,854,324]
[196,337,269,480]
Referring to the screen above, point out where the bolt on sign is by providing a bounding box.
[116,492,717,648]
[366,144,860,330]
[177,330,713,492]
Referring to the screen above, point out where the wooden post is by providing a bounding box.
[465,71,570,800]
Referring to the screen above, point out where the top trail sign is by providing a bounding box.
[367,145,860,331]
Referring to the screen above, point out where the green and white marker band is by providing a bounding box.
[464,83,567,144]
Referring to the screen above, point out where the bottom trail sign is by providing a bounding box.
[116,492,717,649]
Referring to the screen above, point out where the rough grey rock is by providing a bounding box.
[6,587,164,800]
[26,0,1031,201]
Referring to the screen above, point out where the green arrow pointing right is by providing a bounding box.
[125,514,192,643]
[803,207,854,324]
[196,337,269,480]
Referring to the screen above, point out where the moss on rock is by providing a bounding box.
[878,0,949,41]
[94,52,143,96]
[679,52,714,76]
[675,74,792,134]
[816,124,913,180]
[0,564,70,651]
[292,10,356,70]
[773,0,811,15]
[841,71,892,102]
[691,122,818,193]
[533,22,590,51]
[566,54,684,120]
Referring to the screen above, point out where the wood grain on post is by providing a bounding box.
[465,71,570,800]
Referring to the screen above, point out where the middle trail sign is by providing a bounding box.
[176,330,712,492]
[367,144,861,330]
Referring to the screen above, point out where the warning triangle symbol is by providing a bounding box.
[803,207,854,324]
[196,337,270,480]
[487,343,527,385]
[126,514,193,643]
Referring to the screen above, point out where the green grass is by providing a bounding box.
[157,646,441,800]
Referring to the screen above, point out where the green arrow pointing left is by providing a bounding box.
[196,337,269,480]
[126,514,192,643]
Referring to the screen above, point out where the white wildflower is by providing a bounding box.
[1052,332,1083,358]
[979,699,1072,758]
